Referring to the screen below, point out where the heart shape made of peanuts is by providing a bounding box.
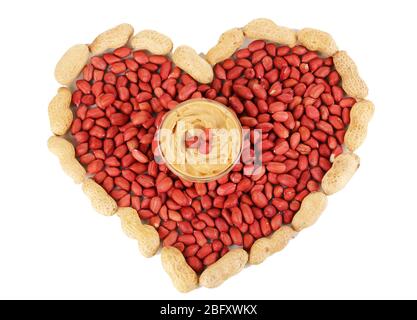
[48,18,374,292]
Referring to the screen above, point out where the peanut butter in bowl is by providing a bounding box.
[157,99,242,182]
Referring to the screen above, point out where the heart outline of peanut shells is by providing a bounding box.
[48,19,373,292]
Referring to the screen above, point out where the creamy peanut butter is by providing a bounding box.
[158,99,242,182]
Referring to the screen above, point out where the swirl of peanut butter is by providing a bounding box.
[158,99,242,181]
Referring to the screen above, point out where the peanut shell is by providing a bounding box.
[345,100,375,151]
[130,30,173,55]
[82,179,117,216]
[48,136,85,184]
[89,23,134,55]
[249,226,297,265]
[54,44,89,85]
[333,51,368,99]
[48,87,73,135]
[200,249,248,288]
[292,192,328,231]
[173,46,214,84]
[117,208,160,258]
[243,18,297,47]
[48,136,75,158]
[322,153,360,195]
[161,247,198,293]
[297,28,338,56]
[206,28,245,65]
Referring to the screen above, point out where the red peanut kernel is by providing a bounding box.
[70,42,354,273]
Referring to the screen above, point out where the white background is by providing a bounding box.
[0,0,416,300]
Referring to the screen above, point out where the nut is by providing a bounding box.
[55,44,90,86]
[48,136,85,184]
[130,30,173,55]
[322,153,360,195]
[345,100,375,151]
[48,87,73,135]
[172,46,214,84]
[249,226,297,264]
[333,51,368,99]
[57,30,371,282]
[89,23,134,55]
[297,28,338,57]
[117,207,160,257]
[292,192,328,231]
[199,249,248,288]
[243,18,297,47]
[161,247,198,292]
[206,28,245,65]
[82,178,117,216]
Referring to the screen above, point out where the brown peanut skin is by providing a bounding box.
[117,208,160,258]
[199,249,248,288]
[161,247,198,293]
[292,192,328,231]
[345,100,375,151]
[322,153,360,195]
[249,226,297,265]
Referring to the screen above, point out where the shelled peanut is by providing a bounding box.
[45,17,377,292]
[64,29,364,277]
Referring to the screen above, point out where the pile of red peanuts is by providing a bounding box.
[70,40,355,273]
